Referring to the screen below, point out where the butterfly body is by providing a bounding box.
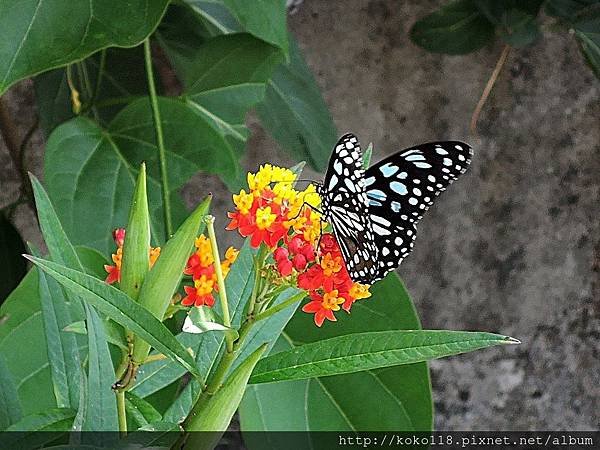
[319,134,473,284]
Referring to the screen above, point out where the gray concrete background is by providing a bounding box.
[1,0,598,431]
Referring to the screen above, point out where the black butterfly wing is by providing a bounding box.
[364,141,473,280]
[321,134,379,284]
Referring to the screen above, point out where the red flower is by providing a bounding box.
[182,276,216,307]
[319,233,340,256]
[227,195,288,248]
[104,264,120,285]
[112,228,126,247]
[302,290,345,327]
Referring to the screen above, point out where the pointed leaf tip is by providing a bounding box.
[504,336,521,344]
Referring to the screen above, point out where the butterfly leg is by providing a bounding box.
[315,219,325,263]
[289,201,323,220]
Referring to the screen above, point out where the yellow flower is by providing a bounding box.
[194,234,214,266]
[248,164,273,194]
[224,246,239,264]
[149,247,161,268]
[322,290,344,311]
[194,275,215,296]
[272,181,296,204]
[321,253,342,277]
[221,246,239,277]
[256,206,277,230]
[233,189,254,215]
[112,247,123,267]
[350,283,371,300]
[271,166,296,183]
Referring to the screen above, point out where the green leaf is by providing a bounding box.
[474,1,543,47]
[362,143,373,169]
[0,214,26,303]
[63,320,127,350]
[34,47,149,134]
[121,421,180,447]
[30,174,84,272]
[257,36,337,171]
[0,247,104,417]
[410,0,495,54]
[250,330,518,384]
[125,392,162,428]
[120,163,151,302]
[3,408,75,448]
[131,333,207,398]
[25,256,202,380]
[0,0,170,95]
[0,354,22,430]
[38,268,82,409]
[574,8,600,78]
[185,0,240,34]
[81,305,118,431]
[181,4,334,172]
[44,96,238,254]
[132,196,211,364]
[240,274,433,439]
[185,344,267,449]
[5,407,75,431]
[158,32,284,189]
[220,0,288,54]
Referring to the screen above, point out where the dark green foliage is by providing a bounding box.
[411,0,600,78]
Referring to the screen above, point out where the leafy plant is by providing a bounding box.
[0,162,518,448]
[0,0,521,447]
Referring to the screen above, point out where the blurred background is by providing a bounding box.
[1,0,598,430]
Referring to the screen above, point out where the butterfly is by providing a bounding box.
[318,133,473,284]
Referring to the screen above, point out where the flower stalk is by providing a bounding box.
[205,215,234,353]
[143,37,172,239]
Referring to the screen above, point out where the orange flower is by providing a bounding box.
[104,247,122,285]
[227,165,319,249]
[302,290,345,327]
[181,234,238,308]
[296,233,371,324]
[182,276,216,307]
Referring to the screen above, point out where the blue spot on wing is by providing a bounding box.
[391,201,401,212]
[390,181,407,195]
[379,163,399,177]
[366,189,387,201]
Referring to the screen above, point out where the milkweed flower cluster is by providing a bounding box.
[227,164,371,326]
[104,229,238,309]
[182,235,238,307]
[104,228,160,284]
[105,164,371,327]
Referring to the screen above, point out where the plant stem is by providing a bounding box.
[66,65,81,114]
[116,390,127,436]
[144,352,168,364]
[205,215,234,353]
[79,61,99,121]
[247,244,268,317]
[91,49,106,106]
[470,44,511,136]
[144,38,173,239]
[253,291,306,322]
